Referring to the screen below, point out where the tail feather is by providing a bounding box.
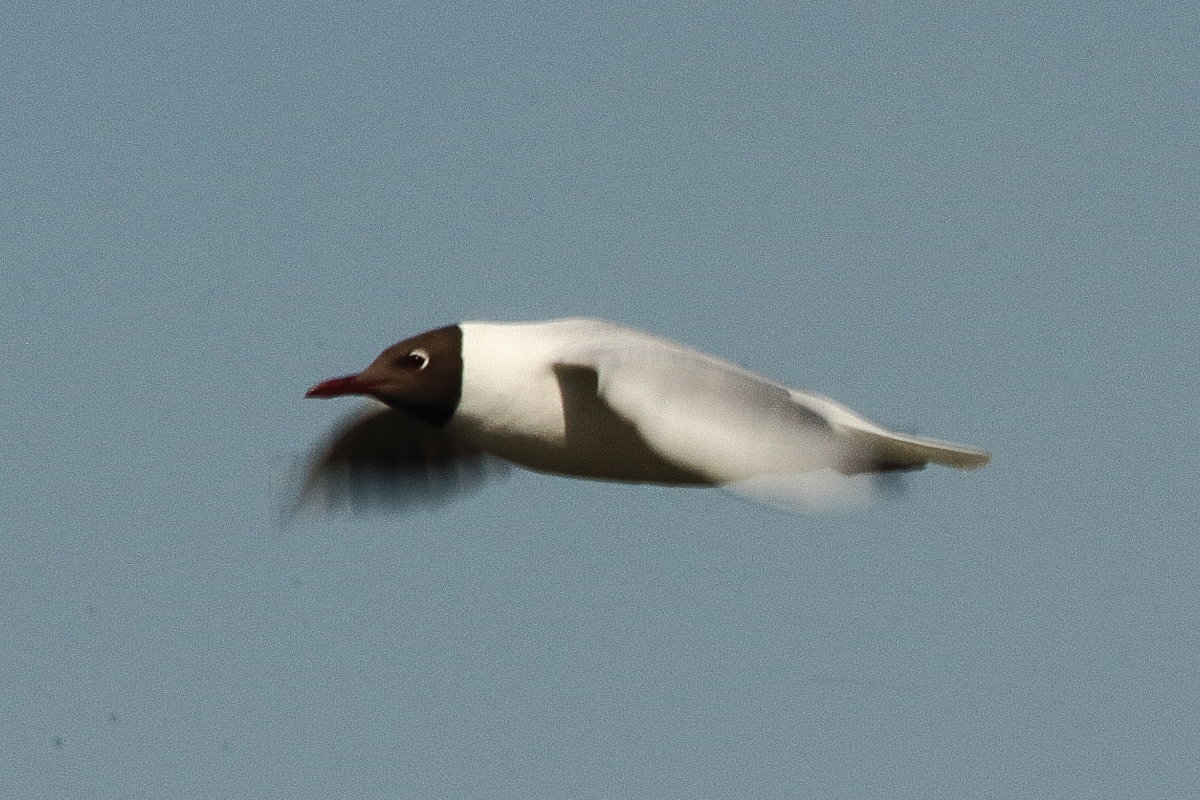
[850,429,992,473]
[785,389,990,474]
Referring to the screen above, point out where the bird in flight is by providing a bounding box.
[295,318,989,513]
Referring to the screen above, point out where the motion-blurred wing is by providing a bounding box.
[289,406,502,518]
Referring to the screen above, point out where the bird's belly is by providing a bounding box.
[448,401,710,486]
[485,427,710,485]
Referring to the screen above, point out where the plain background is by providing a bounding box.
[3,2,1197,798]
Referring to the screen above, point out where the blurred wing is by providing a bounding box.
[288,405,503,518]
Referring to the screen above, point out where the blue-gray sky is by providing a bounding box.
[4,2,1198,797]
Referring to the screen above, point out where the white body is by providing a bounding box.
[448,319,988,503]
[451,320,707,482]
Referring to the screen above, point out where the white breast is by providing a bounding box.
[448,320,709,484]
[447,322,571,470]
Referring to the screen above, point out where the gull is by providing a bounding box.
[297,318,989,512]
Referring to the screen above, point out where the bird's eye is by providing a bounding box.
[402,349,430,370]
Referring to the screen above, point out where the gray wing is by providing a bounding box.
[552,321,980,508]
[289,406,502,518]
[554,329,877,481]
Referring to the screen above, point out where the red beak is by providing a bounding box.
[305,373,378,399]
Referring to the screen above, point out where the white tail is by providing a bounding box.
[855,428,992,471]
[785,388,991,473]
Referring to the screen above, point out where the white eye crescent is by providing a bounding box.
[404,349,430,370]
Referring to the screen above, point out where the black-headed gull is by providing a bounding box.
[297,318,989,512]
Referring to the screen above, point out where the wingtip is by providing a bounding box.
[952,449,992,471]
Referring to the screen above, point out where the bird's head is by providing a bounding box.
[305,324,463,426]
